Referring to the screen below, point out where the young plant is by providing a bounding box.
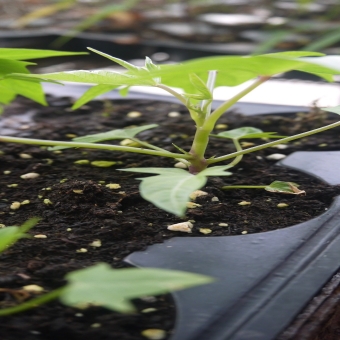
[3,49,340,216]
[0,220,213,316]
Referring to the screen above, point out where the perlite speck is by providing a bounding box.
[199,228,212,234]
[10,202,21,210]
[141,329,166,340]
[34,234,47,239]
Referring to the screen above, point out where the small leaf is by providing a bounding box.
[48,124,157,150]
[265,181,306,195]
[188,73,212,100]
[144,57,159,72]
[61,263,213,313]
[72,84,117,110]
[0,218,39,253]
[119,86,130,96]
[214,127,284,140]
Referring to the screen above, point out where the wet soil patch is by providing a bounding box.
[1,96,340,340]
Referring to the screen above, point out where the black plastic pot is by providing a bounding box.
[84,91,340,340]
[24,81,340,340]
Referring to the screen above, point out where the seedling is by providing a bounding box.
[3,49,340,216]
[0,220,213,316]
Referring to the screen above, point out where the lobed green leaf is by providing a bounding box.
[61,263,213,313]
[214,127,284,140]
[0,48,87,60]
[121,166,232,216]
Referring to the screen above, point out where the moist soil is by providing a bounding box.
[1,95,340,340]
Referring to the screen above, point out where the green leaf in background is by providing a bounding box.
[48,124,157,151]
[0,48,87,60]
[0,218,39,253]
[0,58,47,105]
[0,78,47,106]
[214,127,284,140]
[10,50,340,98]
[302,27,340,52]
[120,167,232,216]
[61,263,214,313]
[0,48,87,106]
[72,84,118,110]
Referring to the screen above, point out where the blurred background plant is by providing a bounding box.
[1,0,340,54]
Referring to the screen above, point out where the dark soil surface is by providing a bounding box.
[1,95,340,340]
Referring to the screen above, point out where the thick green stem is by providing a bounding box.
[208,119,340,165]
[0,136,192,160]
[188,76,270,173]
[0,287,65,316]
[188,127,210,173]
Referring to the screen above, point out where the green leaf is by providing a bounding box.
[0,218,39,253]
[87,47,140,72]
[188,73,212,100]
[265,181,306,195]
[72,84,117,110]
[9,69,155,86]
[9,51,340,99]
[145,57,160,72]
[120,166,232,216]
[61,263,213,313]
[0,78,47,106]
[322,105,340,115]
[0,59,32,76]
[302,27,340,52]
[121,168,206,216]
[0,83,16,104]
[49,124,157,150]
[214,127,283,140]
[0,48,87,60]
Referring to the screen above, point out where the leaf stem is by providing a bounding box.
[204,76,270,131]
[156,84,187,105]
[223,185,266,189]
[0,136,192,160]
[0,287,65,316]
[208,119,340,164]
